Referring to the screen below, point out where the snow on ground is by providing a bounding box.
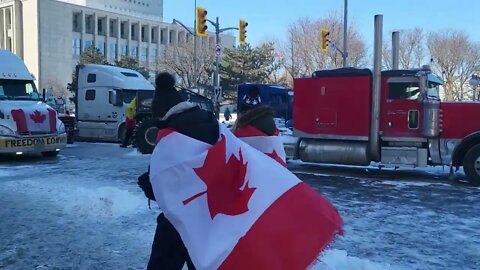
[1,142,479,269]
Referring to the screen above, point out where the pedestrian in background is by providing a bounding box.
[120,96,136,148]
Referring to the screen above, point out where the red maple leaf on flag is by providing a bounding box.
[183,134,256,219]
[30,110,46,124]
[266,150,287,167]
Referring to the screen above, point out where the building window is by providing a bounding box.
[131,24,136,40]
[85,15,94,34]
[160,29,166,44]
[151,28,156,43]
[140,47,147,62]
[141,26,147,42]
[109,20,116,37]
[98,18,103,35]
[109,43,117,59]
[149,48,157,62]
[120,22,127,39]
[130,46,138,57]
[72,38,81,55]
[120,44,127,56]
[97,41,105,55]
[84,40,94,49]
[72,13,81,32]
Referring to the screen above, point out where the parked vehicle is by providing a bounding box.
[286,16,480,185]
[237,83,293,122]
[44,94,75,144]
[0,49,67,157]
[134,88,216,154]
[74,64,155,143]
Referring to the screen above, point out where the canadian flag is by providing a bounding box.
[11,108,57,133]
[150,124,343,270]
[234,125,287,167]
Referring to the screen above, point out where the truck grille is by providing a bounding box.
[17,131,56,136]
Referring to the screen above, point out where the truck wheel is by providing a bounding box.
[41,151,59,157]
[67,131,75,144]
[463,144,480,186]
[135,118,158,154]
[118,124,126,143]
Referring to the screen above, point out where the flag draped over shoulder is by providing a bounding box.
[149,124,343,270]
[234,125,287,167]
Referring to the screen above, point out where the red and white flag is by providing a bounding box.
[234,125,287,167]
[150,124,343,270]
[11,107,57,133]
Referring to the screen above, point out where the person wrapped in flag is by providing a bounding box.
[232,89,286,167]
[142,72,219,270]
[148,74,343,269]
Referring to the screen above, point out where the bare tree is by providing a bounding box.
[280,12,368,83]
[383,28,426,69]
[158,40,215,94]
[428,30,480,101]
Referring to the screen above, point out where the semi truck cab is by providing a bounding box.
[0,49,67,156]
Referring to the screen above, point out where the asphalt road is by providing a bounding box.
[0,142,479,269]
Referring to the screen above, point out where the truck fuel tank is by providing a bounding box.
[299,139,371,166]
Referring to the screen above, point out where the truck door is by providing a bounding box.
[380,77,423,138]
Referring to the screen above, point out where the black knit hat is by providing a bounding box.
[239,86,262,113]
[151,72,185,118]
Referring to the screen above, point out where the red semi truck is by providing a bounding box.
[287,15,480,185]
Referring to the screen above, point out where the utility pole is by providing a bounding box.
[193,0,197,88]
[172,0,199,88]
[172,20,196,83]
[208,17,238,119]
[343,0,348,67]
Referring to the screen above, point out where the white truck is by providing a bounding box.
[74,64,155,142]
[0,49,67,157]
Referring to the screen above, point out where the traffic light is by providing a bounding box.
[196,7,208,37]
[321,28,330,52]
[239,19,248,44]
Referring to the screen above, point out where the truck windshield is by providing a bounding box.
[122,89,137,104]
[0,79,40,101]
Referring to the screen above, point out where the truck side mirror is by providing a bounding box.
[109,90,123,107]
[42,88,46,102]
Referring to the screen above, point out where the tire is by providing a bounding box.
[67,131,75,144]
[463,144,480,186]
[134,118,158,154]
[118,124,126,143]
[41,151,59,157]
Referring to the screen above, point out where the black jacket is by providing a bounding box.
[138,104,218,201]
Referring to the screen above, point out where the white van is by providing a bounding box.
[0,49,67,156]
[75,64,155,142]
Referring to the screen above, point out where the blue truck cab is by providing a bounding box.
[237,83,293,122]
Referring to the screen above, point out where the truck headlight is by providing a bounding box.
[58,122,66,133]
[0,125,15,136]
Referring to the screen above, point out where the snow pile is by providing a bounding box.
[125,149,144,157]
[3,179,145,218]
[312,249,403,270]
[61,186,145,218]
